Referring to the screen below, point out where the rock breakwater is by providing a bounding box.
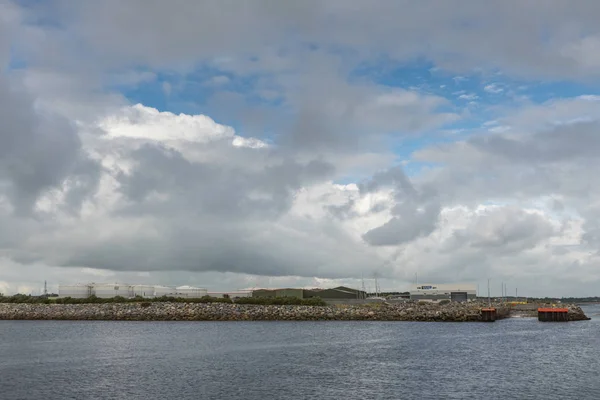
[563,304,591,321]
[507,303,590,321]
[0,302,589,322]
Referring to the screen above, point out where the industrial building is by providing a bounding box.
[208,291,252,299]
[252,288,306,299]
[306,286,367,300]
[58,284,94,298]
[252,286,367,300]
[58,283,208,299]
[409,283,477,302]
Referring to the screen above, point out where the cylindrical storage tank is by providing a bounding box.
[59,284,92,298]
[154,286,177,297]
[93,284,132,298]
[176,286,208,298]
[131,285,155,298]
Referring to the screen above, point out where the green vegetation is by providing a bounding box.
[0,294,327,306]
[0,294,53,304]
[527,296,600,304]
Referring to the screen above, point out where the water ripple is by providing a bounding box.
[0,305,599,399]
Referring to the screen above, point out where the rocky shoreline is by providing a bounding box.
[0,302,590,322]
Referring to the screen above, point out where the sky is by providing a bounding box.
[1,1,600,297]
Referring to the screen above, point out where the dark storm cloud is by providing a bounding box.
[451,207,556,253]
[362,204,440,247]
[23,0,600,80]
[358,166,417,196]
[413,119,600,205]
[115,143,335,219]
[58,211,379,278]
[0,76,100,213]
[337,165,443,246]
[470,121,600,164]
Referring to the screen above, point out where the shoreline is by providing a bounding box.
[0,302,590,322]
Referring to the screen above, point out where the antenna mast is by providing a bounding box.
[361,274,366,299]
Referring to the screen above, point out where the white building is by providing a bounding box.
[409,283,477,302]
[131,285,156,298]
[153,285,178,298]
[175,286,208,298]
[58,284,246,300]
[58,284,93,298]
[93,284,133,298]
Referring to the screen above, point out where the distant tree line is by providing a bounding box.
[0,294,327,306]
[527,296,600,304]
[475,295,600,304]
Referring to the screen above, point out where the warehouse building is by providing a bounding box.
[409,283,477,302]
[208,291,252,299]
[252,286,367,300]
[305,286,367,300]
[252,288,303,299]
[58,284,93,299]
[252,288,305,299]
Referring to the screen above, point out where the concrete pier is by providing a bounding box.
[538,308,569,322]
[481,308,497,322]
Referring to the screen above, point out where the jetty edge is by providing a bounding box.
[0,301,590,322]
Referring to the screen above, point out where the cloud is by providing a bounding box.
[560,35,600,69]
[162,82,172,97]
[205,75,230,86]
[484,83,503,94]
[451,206,556,252]
[13,1,600,82]
[3,1,600,298]
[501,95,600,131]
[393,204,595,292]
[359,167,441,246]
[101,104,238,144]
[1,105,393,282]
[0,64,100,215]
[458,93,478,101]
[278,75,461,153]
[414,124,600,207]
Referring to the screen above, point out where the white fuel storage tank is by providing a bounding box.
[153,286,178,298]
[93,284,132,298]
[131,285,155,298]
[175,286,208,298]
[58,284,92,298]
